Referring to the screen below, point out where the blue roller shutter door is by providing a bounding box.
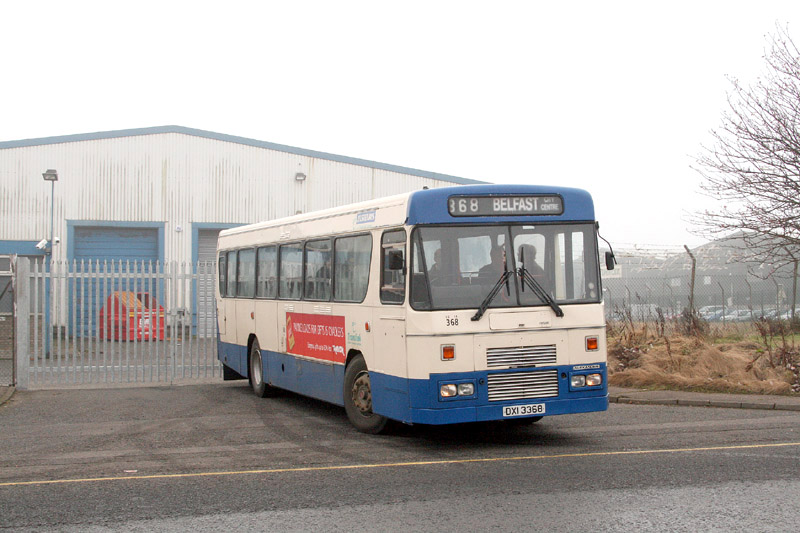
[73,227,160,337]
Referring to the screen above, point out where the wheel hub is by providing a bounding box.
[352,372,372,414]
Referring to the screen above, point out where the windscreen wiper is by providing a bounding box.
[471,270,512,321]
[518,267,564,318]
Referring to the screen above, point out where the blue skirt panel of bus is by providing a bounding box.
[217,341,345,406]
[219,340,606,426]
[218,341,249,377]
[371,364,607,425]
[264,350,345,406]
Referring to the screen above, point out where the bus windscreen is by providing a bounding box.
[410,223,600,311]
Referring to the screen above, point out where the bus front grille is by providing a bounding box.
[486,344,557,368]
[487,369,559,402]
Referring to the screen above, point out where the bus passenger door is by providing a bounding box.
[371,229,409,420]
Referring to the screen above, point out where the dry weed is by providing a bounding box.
[608,333,797,395]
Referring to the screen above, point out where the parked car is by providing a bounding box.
[760,309,795,320]
[699,306,726,321]
[719,309,753,322]
[699,305,723,317]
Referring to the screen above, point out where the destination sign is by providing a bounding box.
[447,195,564,217]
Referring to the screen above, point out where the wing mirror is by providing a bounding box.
[605,251,616,271]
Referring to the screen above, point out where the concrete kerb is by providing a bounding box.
[609,387,800,412]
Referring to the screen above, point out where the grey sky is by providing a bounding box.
[3,1,800,248]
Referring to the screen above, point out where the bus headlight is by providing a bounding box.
[440,382,475,398]
[440,384,457,397]
[570,373,603,388]
[586,373,603,387]
[457,383,474,396]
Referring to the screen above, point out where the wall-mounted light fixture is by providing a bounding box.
[295,172,307,182]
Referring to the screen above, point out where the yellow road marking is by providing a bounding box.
[2,441,799,488]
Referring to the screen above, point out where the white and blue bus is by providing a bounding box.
[216,184,612,433]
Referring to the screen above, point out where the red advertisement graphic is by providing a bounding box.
[286,312,346,363]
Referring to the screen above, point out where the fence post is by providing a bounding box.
[792,260,798,320]
[683,245,696,314]
[13,257,30,390]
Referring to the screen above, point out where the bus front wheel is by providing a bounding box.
[344,355,388,434]
[249,339,273,398]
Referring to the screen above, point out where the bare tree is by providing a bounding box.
[694,24,800,317]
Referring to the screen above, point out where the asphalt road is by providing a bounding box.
[1,383,799,531]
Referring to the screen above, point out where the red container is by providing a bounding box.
[99,291,165,341]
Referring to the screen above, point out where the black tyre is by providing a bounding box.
[248,339,272,398]
[343,355,389,434]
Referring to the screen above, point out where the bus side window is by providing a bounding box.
[334,234,371,303]
[218,253,227,297]
[256,245,277,298]
[226,250,238,298]
[279,243,303,300]
[305,239,332,301]
[236,248,256,298]
[380,229,406,304]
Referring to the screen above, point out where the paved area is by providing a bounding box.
[2,383,799,531]
[2,383,799,411]
[0,385,12,406]
[0,358,12,387]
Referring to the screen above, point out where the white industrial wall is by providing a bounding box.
[0,132,462,264]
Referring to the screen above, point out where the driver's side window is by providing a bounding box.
[380,229,406,304]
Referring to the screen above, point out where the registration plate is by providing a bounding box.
[503,403,545,418]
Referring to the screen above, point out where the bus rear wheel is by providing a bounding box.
[249,339,273,398]
[344,355,388,434]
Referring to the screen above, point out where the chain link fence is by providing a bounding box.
[602,260,799,329]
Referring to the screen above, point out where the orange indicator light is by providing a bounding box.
[441,345,455,360]
[586,337,599,351]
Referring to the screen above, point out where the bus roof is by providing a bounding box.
[220,184,595,241]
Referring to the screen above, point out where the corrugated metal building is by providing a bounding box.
[0,125,482,264]
[0,126,483,333]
